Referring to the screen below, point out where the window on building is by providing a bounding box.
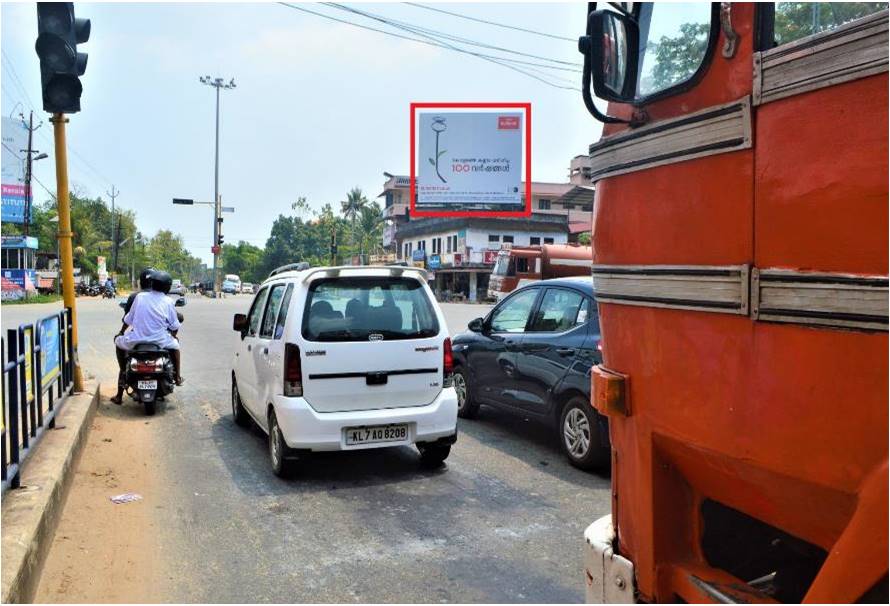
[488,234,500,243]
[538,199,551,210]
[452,235,458,251]
[502,235,514,244]
[446,236,452,253]
[582,203,593,212]
[563,203,574,210]
[530,236,541,246]
[544,237,555,244]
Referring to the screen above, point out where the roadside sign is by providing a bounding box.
[40,316,60,388]
[211,245,220,254]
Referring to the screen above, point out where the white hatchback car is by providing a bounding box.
[231,263,458,476]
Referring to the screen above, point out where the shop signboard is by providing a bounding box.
[427,254,441,270]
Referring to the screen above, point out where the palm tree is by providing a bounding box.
[340,187,368,255]
[356,203,384,262]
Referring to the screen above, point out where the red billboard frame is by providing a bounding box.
[409,102,532,218]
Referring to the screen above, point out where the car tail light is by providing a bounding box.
[284,343,303,397]
[443,338,454,387]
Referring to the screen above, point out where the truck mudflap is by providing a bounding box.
[584,514,636,603]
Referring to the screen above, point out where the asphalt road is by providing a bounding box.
[7,295,611,603]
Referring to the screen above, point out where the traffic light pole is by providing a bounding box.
[51,113,83,391]
[213,194,221,295]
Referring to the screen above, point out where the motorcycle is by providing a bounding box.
[101,284,116,299]
[117,295,186,415]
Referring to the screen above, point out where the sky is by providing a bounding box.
[1,1,604,265]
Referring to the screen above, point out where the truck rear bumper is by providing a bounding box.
[584,515,636,603]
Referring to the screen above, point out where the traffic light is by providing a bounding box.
[217,234,224,247]
[35,3,90,114]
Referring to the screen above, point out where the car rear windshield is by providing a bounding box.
[302,276,439,342]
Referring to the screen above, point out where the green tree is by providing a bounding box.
[340,187,368,253]
[774,3,887,45]
[356,202,384,260]
[645,22,710,92]
[221,240,265,284]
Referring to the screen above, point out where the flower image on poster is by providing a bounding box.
[416,111,523,209]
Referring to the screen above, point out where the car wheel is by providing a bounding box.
[559,397,609,471]
[268,410,294,478]
[417,443,451,468]
[453,367,479,419]
[231,377,250,427]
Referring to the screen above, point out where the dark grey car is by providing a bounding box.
[451,277,609,471]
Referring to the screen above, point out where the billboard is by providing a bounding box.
[411,103,531,218]
[416,111,522,210]
[1,117,31,224]
[40,316,61,388]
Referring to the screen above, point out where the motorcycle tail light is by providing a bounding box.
[284,343,303,397]
[131,358,163,373]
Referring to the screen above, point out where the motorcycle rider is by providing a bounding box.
[111,270,183,404]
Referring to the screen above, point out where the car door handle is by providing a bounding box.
[247,344,252,352]
[263,347,269,355]
[556,348,575,356]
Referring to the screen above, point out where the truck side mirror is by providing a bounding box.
[233,313,248,337]
[580,9,639,103]
[468,317,484,333]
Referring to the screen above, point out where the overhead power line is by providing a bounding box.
[277,3,578,91]
[323,2,581,69]
[403,2,577,43]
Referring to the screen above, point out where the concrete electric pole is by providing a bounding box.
[106,185,119,273]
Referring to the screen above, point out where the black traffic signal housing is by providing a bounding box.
[217,233,225,247]
[35,3,90,114]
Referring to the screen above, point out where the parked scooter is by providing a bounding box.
[117,294,186,415]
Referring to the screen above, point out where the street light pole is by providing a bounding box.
[199,75,236,297]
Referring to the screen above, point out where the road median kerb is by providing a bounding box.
[1,381,100,604]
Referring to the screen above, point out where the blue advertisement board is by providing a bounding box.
[427,254,441,270]
[40,316,60,388]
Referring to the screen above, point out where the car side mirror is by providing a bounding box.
[581,9,639,103]
[468,317,484,333]
[233,313,248,337]
[175,296,187,307]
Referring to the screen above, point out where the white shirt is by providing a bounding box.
[122,291,181,346]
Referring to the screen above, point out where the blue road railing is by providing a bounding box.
[1,308,75,494]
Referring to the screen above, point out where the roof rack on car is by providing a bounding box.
[300,265,429,283]
[269,262,310,277]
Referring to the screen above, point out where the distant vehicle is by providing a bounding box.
[452,277,607,470]
[224,274,241,292]
[231,264,458,477]
[169,279,186,296]
[487,244,591,301]
[221,280,238,294]
[241,282,254,294]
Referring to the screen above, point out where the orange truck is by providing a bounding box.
[579,3,887,603]
[487,243,592,301]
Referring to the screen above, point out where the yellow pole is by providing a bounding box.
[51,113,83,391]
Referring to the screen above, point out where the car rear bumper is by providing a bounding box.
[272,388,458,451]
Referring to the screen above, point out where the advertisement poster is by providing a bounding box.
[1,269,37,301]
[417,111,522,209]
[23,326,34,401]
[427,254,441,270]
[483,250,499,264]
[40,316,60,388]
[1,116,31,224]
[97,256,107,285]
